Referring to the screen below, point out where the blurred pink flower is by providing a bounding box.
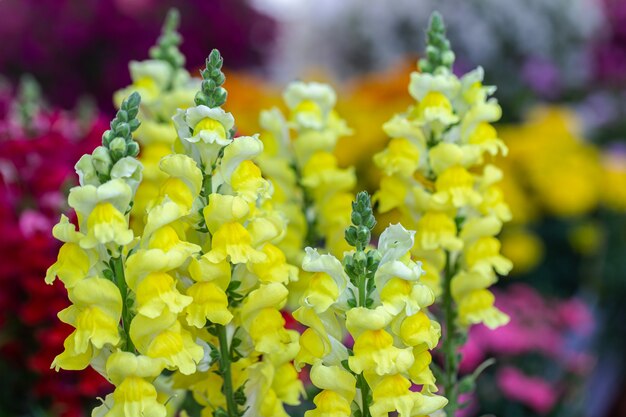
[497,366,558,414]
[557,298,595,336]
[457,393,478,417]
[19,210,51,237]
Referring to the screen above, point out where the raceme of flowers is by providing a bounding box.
[255,81,356,307]
[372,13,512,414]
[294,191,446,417]
[43,11,512,417]
[373,15,512,328]
[260,81,355,257]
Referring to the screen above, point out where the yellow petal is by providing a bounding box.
[185,281,233,327]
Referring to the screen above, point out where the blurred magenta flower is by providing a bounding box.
[497,366,558,414]
[0,0,276,109]
[594,0,626,85]
[459,284,595,415]
[0,84,110,416]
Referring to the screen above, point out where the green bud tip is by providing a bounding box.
[16,74,42,132]
[150,7,185,71]
[18,74,41,104]
[194,49,228,108]
[345,191,376,250]
[101,92,142,163]
[419,11,455,74]
[164,8,180,33]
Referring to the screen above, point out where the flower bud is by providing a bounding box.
[354,250,367,265]
[102,130,113,146]
[109,137,127,160]
[92,146,112,175]
[344,226,357,246]
[75,154,99,186]
[357,225,370,245]
[117,122,131,138]
[126,141,140,157]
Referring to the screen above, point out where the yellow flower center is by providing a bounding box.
[134,76,158,94]
[435,166,474,192]
[303,152,337,176]
[372,374,411,399]
[193,117,227,138]
[159,177,194,210]
[310,390,351,415]
[465,236,501,267]
[293,99,322,118]
[87,202,125,230]
[355,329,393,351]
[417,212,456,236]
[113,376,158,404]
[415,212,462,251]
[148,225,181,251]
[231,160,267,201]
[469,122,497,144]
[413,91,453,118]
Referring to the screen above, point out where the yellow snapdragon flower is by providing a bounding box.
[92,352,167,417]
[68,179,134,249]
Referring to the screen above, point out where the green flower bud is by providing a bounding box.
[109,137,127,160]
[442,50,456,66]
[126,141,140,157]
[354,250,367,265]
[345,226,357,246]
[345,191,376,249]
[367,250,381,267]
[92,146,112,175]
[117,122,130,137]
[357,225,371,246]
[102,130,113,146]
[75,154,99,186]
[116,109,128,122]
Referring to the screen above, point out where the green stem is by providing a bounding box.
[302,188,319,247]
[217,324,238,417]
[293,160,319,248]
[112,255,135,353]
[442,251,458,414]
[355,256,370,417]
[357,374,371,417]
[203,174,212,200]
[358,274,367,307]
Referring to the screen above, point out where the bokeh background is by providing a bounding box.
[0,0,625,416]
